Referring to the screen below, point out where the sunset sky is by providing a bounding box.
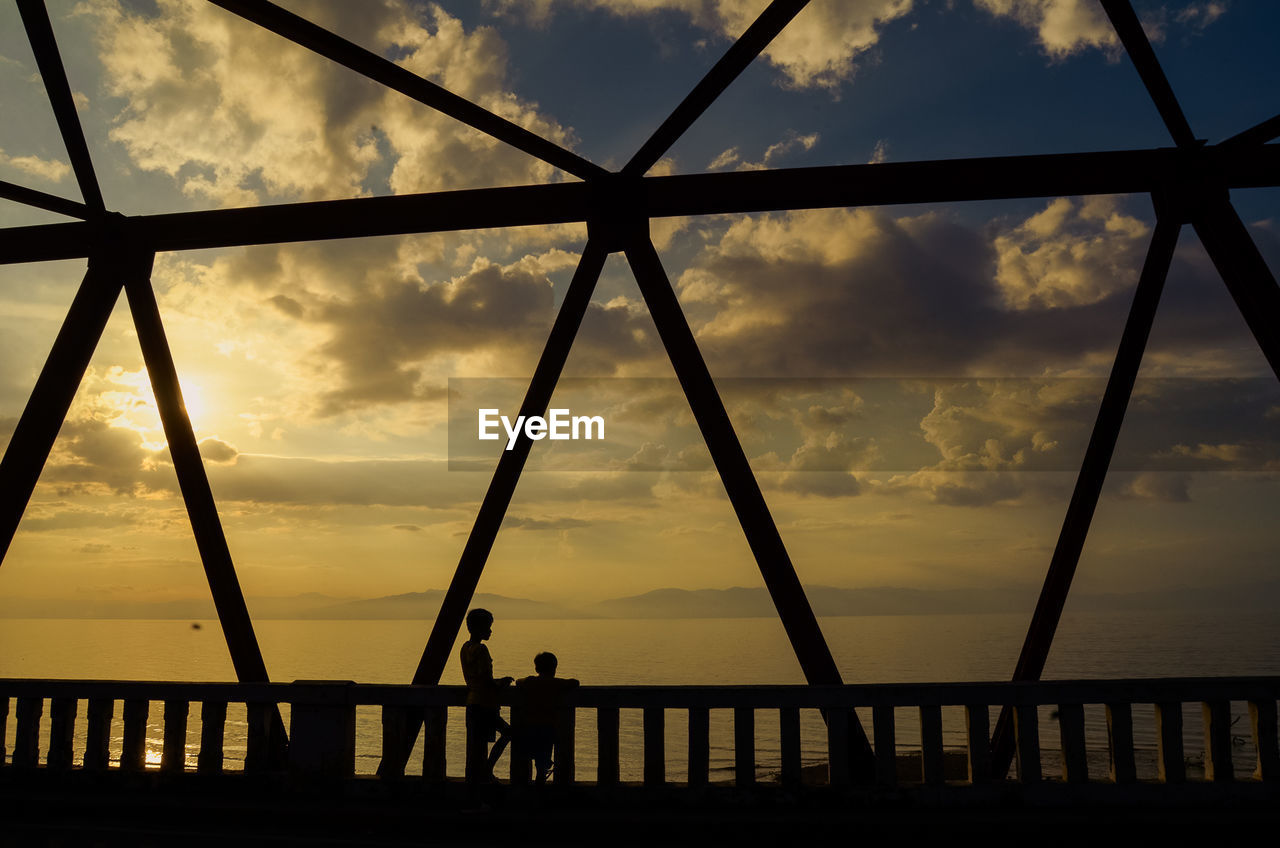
[0,0,1276,617]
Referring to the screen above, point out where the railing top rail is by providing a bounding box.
[1,676,1278,708]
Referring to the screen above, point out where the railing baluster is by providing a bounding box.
[198,700,227,774]
[423,704,447,784]
[47,697,77,770]
[1201,700,1234,783]
[1249,698,1278,782]
[1105,702,1136,784]
[733,707,755,787]
[121,699,149,771]
[643,707,665,787]
[873,704,896,787]
[245,701,276,773]
[687,707,709,788]
[84,698,114,770]
[0,696,8,767]
[964,704,990,785]
[779,707,801,790]
[1057,703,1088,783]
[1155,701,1185,783]
[13,697,42,768]
[827,708,850,789]
[597,706,619,787]
[508,699,530,786]
[161,699,189,773]
[1013,704,1040,783]
[920,704,944,785]
[380,705,409,780]
[555,704,576,786]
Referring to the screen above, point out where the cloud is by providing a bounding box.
[672,205,1122,378]
[1175,2,1229,30]
[974,0,1118,57]
[0,147,72,182]
[1124,471,1191,502]
[976,0,1231,58]
[198,437,238,463]
[992,196,1150,310]
[78,0,578,206]
[707,130,819,171]
[492,0,915,92]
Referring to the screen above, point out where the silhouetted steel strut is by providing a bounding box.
[0,180,89,220]
[206,0,606,181]
[0,255,123,562]
[1100,0,1198,148]
[1192,200,1280,382]
[123,256,277,686]
[623,236,876,775]
[3,145,1277,264]
[624,0,809,176]
[989,217,1182,778]
[16,0,106,213]
[1222,113,1280,147]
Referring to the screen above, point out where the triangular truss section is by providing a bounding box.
[0,0,1276,785]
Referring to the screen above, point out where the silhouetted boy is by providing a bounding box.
[460,608,512,782]
[515,651,579,783]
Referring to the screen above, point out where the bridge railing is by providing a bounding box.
[2,677,1277,789]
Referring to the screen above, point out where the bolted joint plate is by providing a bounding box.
[87,213,153,274]
[587,175,649,253]
[1152,151,1230,224]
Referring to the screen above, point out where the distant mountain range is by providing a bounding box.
[2,582,1277,620]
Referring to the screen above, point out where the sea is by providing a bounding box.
[3,610,1277,782]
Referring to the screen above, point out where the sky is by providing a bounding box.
[0,0,1277,618]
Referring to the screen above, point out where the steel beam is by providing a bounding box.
[1192,200,1280,381]
[2,145,1277,265]
[989,217,1182,778]
[205,0,606,181]
[1222,113,1280,148]
[411,240,609,688]
[122,254,275,685]
[0,180,90,220]
[1101,0,1197,148]
[16,0,106,212]
[622,236,875,775]
[0,257,121,563]
[624,0,809,176]
[123,251,288,762]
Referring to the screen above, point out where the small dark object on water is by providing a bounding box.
[191,622,202,630]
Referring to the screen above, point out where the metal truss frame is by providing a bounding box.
[0,0,1276,780]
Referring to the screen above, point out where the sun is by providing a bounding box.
[179,380,208,430]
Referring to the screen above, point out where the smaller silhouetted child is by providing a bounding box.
[515,651,579,783]
[460,608,513,782]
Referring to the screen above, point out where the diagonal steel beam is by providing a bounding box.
[379,240,608,775]
[206,0,607,181]
[411,240,610,686]
[622,235,875,776]
[123,249,289,762]
[1221,113,1280,148]
[3,144,1278,265]
[624,0,809,176]
[16,0,106,212]
[1192,200,1280,382]
[122,253,276,686]
[1100,0,1197,148]
[989,216,1182,779]
[0,255,122,564]
[0,179,90,220]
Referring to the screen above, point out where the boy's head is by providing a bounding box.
[533,651,557,676]
[466,608,494,638]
